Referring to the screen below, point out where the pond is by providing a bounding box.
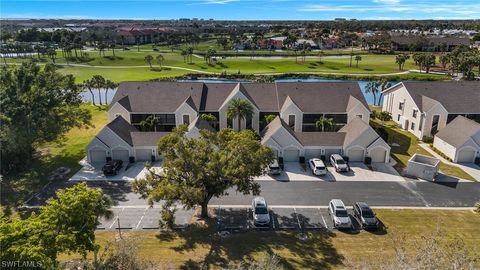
[81,78,399,106]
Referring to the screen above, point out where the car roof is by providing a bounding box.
[330,199,345,207]
[310,158,324,164]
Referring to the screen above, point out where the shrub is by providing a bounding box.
[422,136,434,143]
[475,201,480,213]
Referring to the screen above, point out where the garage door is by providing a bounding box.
[112,149,130,162]
[348,149,365,162]
[136,149,152,161]
[89,149,107,163]
[370,148,387,163]
[456,149,475,163]
[305,149,322,160]
[283,149,300,162]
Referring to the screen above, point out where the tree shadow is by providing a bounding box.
[157,211,344,269]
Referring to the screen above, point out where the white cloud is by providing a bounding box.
[372,0,401,4]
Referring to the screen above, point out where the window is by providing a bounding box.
[288,115,295,129]
[419,115,423,131]
[183,115,190,125]
[356,114,363,119]
[399,102,404,110]
[411,122,415,130]
[431,115,440,135]
[412,110,417,118]
[397,114,401,121]
[246,116,252,129]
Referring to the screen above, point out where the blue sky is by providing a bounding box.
[1,0,480,20]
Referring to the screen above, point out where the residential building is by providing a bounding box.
[390,34,470,52]
[382,81,480,140]
[433,116,480,163]
[86,82,390,164]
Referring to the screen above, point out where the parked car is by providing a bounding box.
[102,160,123,176]
[328,199,352,229]
[353,202,379,230]
[252,197,270,226]
[267,159,281,175]
[309,158,327,176]
[330,154,349,172]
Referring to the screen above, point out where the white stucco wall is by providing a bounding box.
[423,103,448,138]
[279,97,303,132]
[433,137,457,161]
[218,91,260,132]
[175,101,198,127]
[347,103,370,124]
[108,102,131,123]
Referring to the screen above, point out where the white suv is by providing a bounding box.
[328,199,352,229]
[330,154,349,172]
[309,158,327,176]
[252,197,270,226]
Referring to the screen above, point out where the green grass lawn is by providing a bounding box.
[0,104,108,208]
[370,119,475,181]
[3,49,450,83]
[59,209,480,269]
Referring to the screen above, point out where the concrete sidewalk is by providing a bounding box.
[419,144,480,182]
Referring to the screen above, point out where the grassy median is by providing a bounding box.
[59,209,480,269]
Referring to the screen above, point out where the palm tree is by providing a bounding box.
[186,47,194,63]
[90,75,106,105]
[355,55,362,67]
[364,81,379,106]
[139,115,160,131]
[316,116,335,132]
[395,54,409,71]
[82,80,96,106]
[226,98,254,131]
[376,78,391,106]
[144,55,153,68]
[180,49,187,63]
[156,54,164,68]
[318,50,325,63]
[104,79,118,105]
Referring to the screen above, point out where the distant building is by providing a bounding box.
[390,34,470,52]
[117,27,174,45]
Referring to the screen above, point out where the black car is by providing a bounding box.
[102,160,123,176]
[353,202,379,230]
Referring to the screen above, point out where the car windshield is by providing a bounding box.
[316,166,325,170]
[362,210,375,218]
[335,209,348,217]
[255,207,268,214]
[335,159,345,164]
[269,165,279,169]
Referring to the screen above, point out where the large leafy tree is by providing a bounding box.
[0,62,91,173]
[133,126,274,218]
[226,98,254,131]
[0,183,112,268]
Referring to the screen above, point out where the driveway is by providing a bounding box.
[255,162,404,182]
[69,161,162,181]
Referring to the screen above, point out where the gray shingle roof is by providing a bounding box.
[190,117,216,132]
[131,132,170,146]
[295,132,345,147]
[435,116,480,148]
[111,81,368,113]
[338,117,371,148]
[106,116,138,146]
[402,81,480,113]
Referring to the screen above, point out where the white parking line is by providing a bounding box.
[320,208,328,229]
[109,207,125,229]
[135,206,149,230]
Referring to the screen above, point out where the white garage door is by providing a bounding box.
[456,149,475,163]
[136,149,152,161]
[348,149,365,162]
[370,148,387,163]
[305,149,322,160]
[89,149,107,163]
[112,149,130,162]
[283,149,300,162]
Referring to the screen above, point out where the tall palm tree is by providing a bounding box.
[364,81,379,107]
[82,80,96,106]
[91,75,106,105]
[140,115,160,131]
[355,55,362,67]
[104,79,118,105]
[156,54,165,68]
[144,54,153,68]
[316,116,335,132]
[226,98,254,131]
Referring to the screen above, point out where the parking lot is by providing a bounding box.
[69,160,163,181]
[98,205,366,232]
[255,162,404,182]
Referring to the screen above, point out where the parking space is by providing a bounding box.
[272,208,299,229]
[255,162,404,182]
[69,160,162,181]
[216,207,249,230]
[97,206,194,230]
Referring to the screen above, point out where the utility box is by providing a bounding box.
[407,154,440,181]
